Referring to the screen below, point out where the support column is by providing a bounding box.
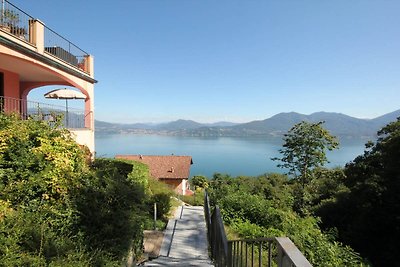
[84,55,95,77]
[182,179,187,195]
[29,19,45,53]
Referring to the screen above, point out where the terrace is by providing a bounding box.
[0,0,96,154]
[0,0,92,74]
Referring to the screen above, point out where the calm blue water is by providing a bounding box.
[95,134,368,178]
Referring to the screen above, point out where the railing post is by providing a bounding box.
[29,19,44,52]
[204,190,212,248]
[227,241,232,267]
[275,237,312,267]
[84,55,94,77]
[268,241,272,267]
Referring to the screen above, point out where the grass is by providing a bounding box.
[180,190,204,206]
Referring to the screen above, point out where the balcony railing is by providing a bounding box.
[204,191,313,267]
[0,96,87,129]
[44,25,88,70]
[0,0,30,41]
[0,0,89,72]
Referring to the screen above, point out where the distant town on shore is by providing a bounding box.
[96,109,400,139]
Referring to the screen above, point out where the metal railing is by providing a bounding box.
[0,0,31,41]
[204,191,313,267]
[228,238,274,267]
[44,26,88,70]
[205,190,229,266]
[0,96,87,129]
[0,0,89,72]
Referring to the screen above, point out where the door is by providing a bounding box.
[0,72,3,97]
[0,72,3,112]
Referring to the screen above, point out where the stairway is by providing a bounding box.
[142,205,214,266]
[143,256,213,266]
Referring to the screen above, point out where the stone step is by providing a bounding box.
[142,205,214,266]
[142,256,214,267]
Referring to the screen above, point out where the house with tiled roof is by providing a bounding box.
[115,155,193,195]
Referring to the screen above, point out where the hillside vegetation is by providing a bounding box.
[208,173,365,266]
[0,114,173,266]
[205,118,400,266]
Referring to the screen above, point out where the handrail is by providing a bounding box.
[0,96,87,129]
[204,190,313,267]
[276,237,312,267]
[0,0,32,42]
[228,238,274,267]
[205,190,229,266]
[204,189,212,245]
[44,25,89,69]
[1,0,89,72]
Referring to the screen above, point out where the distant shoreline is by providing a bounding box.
[95,110,398,140]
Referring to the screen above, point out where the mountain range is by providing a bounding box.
[95,110,400,139]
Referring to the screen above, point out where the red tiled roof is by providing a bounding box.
[115,155,193,180]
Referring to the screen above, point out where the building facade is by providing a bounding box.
[0,1,96,154]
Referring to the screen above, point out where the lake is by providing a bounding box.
[95,134,368,178]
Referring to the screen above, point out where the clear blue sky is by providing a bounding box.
[20,0,400,123]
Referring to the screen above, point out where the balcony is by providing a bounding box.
[0,96,90,129]
[0,1,95,155]
[0,0,93,76]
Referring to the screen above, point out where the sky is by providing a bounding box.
[17,0,400,124]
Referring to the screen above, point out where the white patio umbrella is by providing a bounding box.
[44,88,87,127]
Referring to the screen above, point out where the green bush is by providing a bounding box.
[0,114,94,265]
[180,190,204,206]
[0,114,163,265]
[145,175,174,223]
[77,158,148,260]
[209,173,366,266]
[150,193,172,220]
[190,175,209,190]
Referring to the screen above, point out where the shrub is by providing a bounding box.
[146,175,174,222]
[0,114,157,265]
[180,190,204,206]
[190,175,209,189]
[77,158,147,260]
[150,193,172,220]
[209,173,367,266]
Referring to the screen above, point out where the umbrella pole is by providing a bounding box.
[65,99,68,128]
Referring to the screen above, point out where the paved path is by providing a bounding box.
[143,205,214,266]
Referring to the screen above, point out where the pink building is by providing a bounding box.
[0,1,96,154]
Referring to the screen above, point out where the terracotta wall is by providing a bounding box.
[161,179,188,195]
[0,68,20,98]
[0,69,21,114]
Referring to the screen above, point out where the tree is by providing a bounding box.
[191,175,209,190]
[0,114,155,265]
[318,118,400,266]
[0,113,92,264]
[207,173,365,266]
[273,121,339,214]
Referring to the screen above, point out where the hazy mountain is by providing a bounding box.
[155,120,204,131]
[227,111,378,138]
[205,121,240,127]
[95,120,156,132]
[95,109,400,139]
[370,110,400,126]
